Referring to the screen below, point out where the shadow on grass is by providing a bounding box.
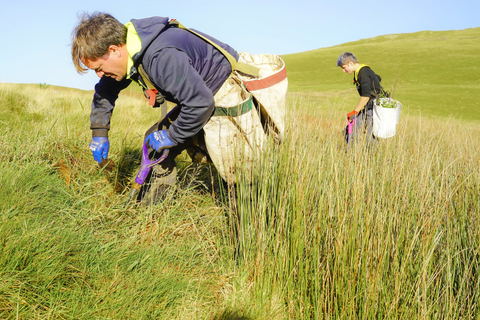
[212,309,253,320]
[103,146,143,193]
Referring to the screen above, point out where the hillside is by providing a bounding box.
[282,27,480,121]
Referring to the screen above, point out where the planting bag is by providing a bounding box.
[236,52,288,142]
[202,52,287,183]
[203,74,267,183]
[372,98,402,139]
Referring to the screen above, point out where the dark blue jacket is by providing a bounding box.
[90,16,238,144]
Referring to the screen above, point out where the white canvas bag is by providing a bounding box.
[372,98,402,138]
[203,75,267,183]
[203,52,288,183]
[236,52,288,142]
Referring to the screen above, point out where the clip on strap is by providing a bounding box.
[144,88,159,107]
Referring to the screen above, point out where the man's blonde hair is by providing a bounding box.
[71,12,127,74]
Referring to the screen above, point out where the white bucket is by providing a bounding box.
[372,98,402,139]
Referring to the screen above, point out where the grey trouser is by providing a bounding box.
[344,106,376,147]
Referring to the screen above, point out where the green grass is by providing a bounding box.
[282,27,480,122]
[0,84,244,319]
[1,28,480,318]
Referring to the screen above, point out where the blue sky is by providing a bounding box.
[1,0,478,91]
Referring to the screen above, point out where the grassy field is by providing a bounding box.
[282,27,480,122]
[1,28,480,319]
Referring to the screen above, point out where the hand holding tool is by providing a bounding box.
[347,110,358,122]
[124,142,169,207]
[145,130,177,152]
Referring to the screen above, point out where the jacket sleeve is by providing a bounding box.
[90,77,131,137]
[145,47,216,144]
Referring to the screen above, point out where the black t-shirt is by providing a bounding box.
[354,66,383,98]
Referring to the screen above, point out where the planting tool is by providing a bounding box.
[124,142,169,207]
[346,117,356,150]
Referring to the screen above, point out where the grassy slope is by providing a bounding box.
[282,27,480,121]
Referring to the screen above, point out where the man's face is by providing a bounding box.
[83,45,128,81]
[341,62,355,74]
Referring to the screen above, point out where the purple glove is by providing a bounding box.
[145,130,177,152]
[89,137,109,163]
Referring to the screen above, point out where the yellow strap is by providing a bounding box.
[138,64,155,90]
[354,64,369,85]
[169,20,259,77]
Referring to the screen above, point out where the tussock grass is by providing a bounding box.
[1,83,479,318]
[230,95,480,318]
[0,83,238,319]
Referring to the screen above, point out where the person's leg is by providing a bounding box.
[136,121,182,204]
[364,108,376,147]
[344,108,376,147]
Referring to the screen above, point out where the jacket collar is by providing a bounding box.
[125,22,142,80]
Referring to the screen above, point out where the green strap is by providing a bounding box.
[213,96,253,117]
[169,20,260,77]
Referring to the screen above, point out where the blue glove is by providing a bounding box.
[145,130,177,152]
[89,137,109,163]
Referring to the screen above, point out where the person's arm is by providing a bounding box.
[90,76,131,137]
[146,48,216,145]
[88,76,131,163]
[347,68,374,121]
[354,96,370,113]
[347,96,370,121]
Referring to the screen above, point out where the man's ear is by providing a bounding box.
[108,45,122,57]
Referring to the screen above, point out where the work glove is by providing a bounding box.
[145,130,177,152]
[89,137,109,164]
[347,110,358,122]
